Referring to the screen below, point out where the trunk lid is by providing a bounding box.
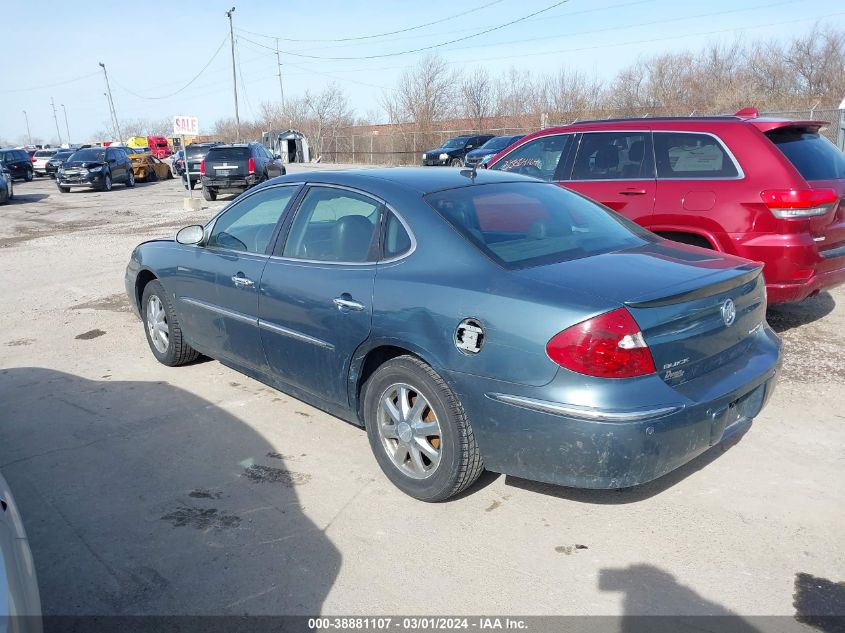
[515,241,767,385]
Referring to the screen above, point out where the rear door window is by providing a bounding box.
[653,132,739,179]
[765,129,845,181]
[571,132,653,180]
[490,134,574,182]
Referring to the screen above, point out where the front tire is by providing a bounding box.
[363,355,483,501]
[449,158,463,168]
[141,280,199,367]
[100,172,112,192]
[126,171,135,187]
[58,185,70,193]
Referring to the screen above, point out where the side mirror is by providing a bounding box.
[176,225,204,245]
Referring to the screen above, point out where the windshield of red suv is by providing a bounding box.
[766,129,845,180]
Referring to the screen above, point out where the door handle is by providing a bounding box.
[333,296,365,311]
[231,275,254,288]
[619,188,647,196]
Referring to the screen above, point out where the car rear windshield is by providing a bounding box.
[70,148,106,162]
[425,182,651,269]
[480,136,518,151]
[34,150,57,157]
[442,138,468,149]
[186,145,215,158]
[766,128,845,181]
[205,147,249,161]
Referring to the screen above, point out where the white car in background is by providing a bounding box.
[30,150,59,177]
[0,471,41,633]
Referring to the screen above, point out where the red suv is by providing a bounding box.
[487,109,845,304]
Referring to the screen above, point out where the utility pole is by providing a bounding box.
[99,62,122,142]
[22,111,32,146]
[275,38,284,109]
[61,104,71,145]
[50,97,63,146]
[225,7,241,141]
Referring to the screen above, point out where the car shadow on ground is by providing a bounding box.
[767,292,836,333]
[0,367,340,616]
[8,193,50,204]
[503,424,750,504]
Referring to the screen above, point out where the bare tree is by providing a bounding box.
[302,84,354,159]
[460,67,495,130]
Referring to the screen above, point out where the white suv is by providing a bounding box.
[31,149,59,176]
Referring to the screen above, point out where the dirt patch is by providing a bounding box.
[0,219,102,248]
[73,293,131,313]
[5,338,34,347]
[75,329,106,340]
[242,464,310,486]
[188,489,222,500]
[160,506,240,530]
[555,545,589,555]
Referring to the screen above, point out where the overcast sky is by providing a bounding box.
[2,0,844,144]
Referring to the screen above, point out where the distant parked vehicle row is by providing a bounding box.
[486,108,845,305]
[421,134,494,167]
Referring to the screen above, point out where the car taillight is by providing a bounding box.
[546,307,656,378]
[761,188,838,219]
[248,157,255,174]
[199,160,205,175]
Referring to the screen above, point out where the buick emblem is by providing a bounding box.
[721,299,736,327]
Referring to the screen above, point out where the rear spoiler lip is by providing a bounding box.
[625,264,763,308]
[751,120,829,133]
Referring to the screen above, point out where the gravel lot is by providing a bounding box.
[0,171,843,620]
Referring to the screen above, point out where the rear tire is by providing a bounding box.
[202,186,217,201]
[362,355,483,501]
[148,169,157,182]
[141,279,199,367]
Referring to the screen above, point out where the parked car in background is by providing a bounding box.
[488,109,845,304]
[183,142,220,190]
[0,148,33,181]
[129,153,172,182]
[0,164,12,204]
[45,150,75,178]
[0,469,42,631]
[56,146,135,192]
[464,134,525,169]
[170,149,185,178]
[31,148,60,176]
[125,168,780,501]
[421,134,495,167]
[199,142,285,201]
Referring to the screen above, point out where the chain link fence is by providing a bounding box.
[316,107,845,165]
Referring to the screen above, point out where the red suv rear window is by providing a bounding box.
[766,129,845,181]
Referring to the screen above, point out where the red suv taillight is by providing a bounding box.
[248,157,255,174]
[546,307,656,378]
[199,160,205,175]
[761,188,838,219]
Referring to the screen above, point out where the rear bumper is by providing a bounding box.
[729,231,845,304]
[446,326,781,489]
[201,175,257,189]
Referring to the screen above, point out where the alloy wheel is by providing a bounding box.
[376,383,443,479]
[146,295,169,354]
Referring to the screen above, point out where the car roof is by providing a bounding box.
[267,167,539,195]
[208,144,251,148]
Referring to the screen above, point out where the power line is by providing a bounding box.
[240,0,571,60]
[237,0,505,43]
[0,71,99,94]
[111,36,228,100]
